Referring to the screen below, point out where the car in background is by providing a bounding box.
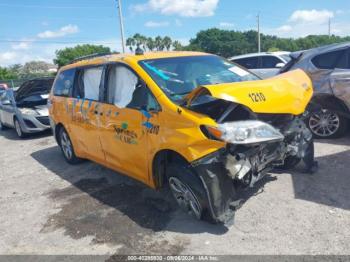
[0,77,54,137]
[280,42,350,138]
[0,83,8,95]
[229,51,291,78]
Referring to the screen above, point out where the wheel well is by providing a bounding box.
[311,94,349,114]
[152,150,190,189]
[54,123,64,145]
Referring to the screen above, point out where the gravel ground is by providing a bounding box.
[0,128,349,257]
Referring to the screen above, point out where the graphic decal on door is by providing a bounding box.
[113,122,138,145]
[140,109,160,135]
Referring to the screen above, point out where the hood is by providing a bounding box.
[15,78,54,101]
[186,69,313,116]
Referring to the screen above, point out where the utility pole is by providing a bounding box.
[117,0,126,53]
[328,17,331,37]
[257,13,261,53]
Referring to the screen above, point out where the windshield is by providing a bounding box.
[281,54,292,62]
[139,55,259,103]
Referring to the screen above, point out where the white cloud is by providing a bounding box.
[289,9,334,24]
[37,24,79,39]
[132,0,219,17]
[11,42,30,50]
[219,22,234,28]
[144,21,170,27]
[276,25,292,32]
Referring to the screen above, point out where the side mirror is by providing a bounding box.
[275,63,285,68]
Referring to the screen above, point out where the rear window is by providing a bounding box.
[53,69,76,97]
[312,49,347,69]
[233,57,259,69]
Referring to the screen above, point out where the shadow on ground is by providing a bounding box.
[30,145,277,254]
[0,128,52,141]
[290,149,350,210]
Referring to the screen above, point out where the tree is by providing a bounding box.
[54,44,111,67]
[172,40,183,51]
[0,67,16,80]
[163,36,172,51]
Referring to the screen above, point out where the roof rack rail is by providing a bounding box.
[70,52,120,64]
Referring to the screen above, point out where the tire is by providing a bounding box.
[167,163,216,223]
[58,127,82,164]
[307,105,348,139]
[14,118,26,138]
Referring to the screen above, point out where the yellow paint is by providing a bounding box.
[50,52,313,189]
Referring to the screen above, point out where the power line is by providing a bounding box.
[0,3,112,9]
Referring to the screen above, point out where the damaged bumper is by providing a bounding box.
[191,117,316,224]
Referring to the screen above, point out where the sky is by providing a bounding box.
[1,0,350,66]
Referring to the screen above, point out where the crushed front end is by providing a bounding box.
[185,70,317,224]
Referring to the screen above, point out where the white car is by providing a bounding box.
[229,51,291,78]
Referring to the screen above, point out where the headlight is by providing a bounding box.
[19,108,38,115]
[204,120,284,144]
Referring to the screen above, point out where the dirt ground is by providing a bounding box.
[0,128,349,257]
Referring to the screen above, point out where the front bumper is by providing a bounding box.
[191,118,316,224]
[19,114,51,133]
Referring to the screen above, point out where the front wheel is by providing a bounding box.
[14,118,25,138]
[59,128,82,164]
[167,164,215,223]
[307,109,348,139]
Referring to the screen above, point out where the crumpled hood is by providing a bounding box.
[187,69,313,115]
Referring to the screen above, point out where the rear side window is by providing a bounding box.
[261,56,282,68]
[82,67,103,100]
[233,57,259,69]
[312,49,347,69]
[107,65,138,108]
[53,69,76,97]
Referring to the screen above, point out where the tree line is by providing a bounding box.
[2,28,350,81]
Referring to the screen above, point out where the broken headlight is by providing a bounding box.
[204,120,284,144]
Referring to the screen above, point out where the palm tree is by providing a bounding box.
[146,37,155,51]
[172,40,183,51]
[126,37,135,52]
[154,36,163,51]
[163,36,172,51]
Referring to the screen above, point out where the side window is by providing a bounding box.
[312,49,346,69]
[106,65,159,111]
[81,67,103,100]
[53,69,76,97]
[261,56,282,68]
[234,57,258,69]
[107,65,138,108]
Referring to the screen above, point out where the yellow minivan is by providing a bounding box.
[49,51,317,224]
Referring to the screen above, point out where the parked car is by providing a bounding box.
[0,77,54,137]
[280,43,350,138]
[0,83,8,95]
[49,51,316,224]
[229,51,291,78]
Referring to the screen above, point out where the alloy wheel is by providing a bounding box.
[169,177,202,219]
[309,110,340,137]
[61,131,73,160]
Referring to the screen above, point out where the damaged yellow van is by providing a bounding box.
[49,51,317,224]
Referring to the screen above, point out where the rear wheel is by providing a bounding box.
[167,163,215,223]
[14,118,25,138]
[59,128,82,164]
[307,108,348,139]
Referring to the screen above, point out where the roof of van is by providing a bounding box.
[60,51,209,71]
